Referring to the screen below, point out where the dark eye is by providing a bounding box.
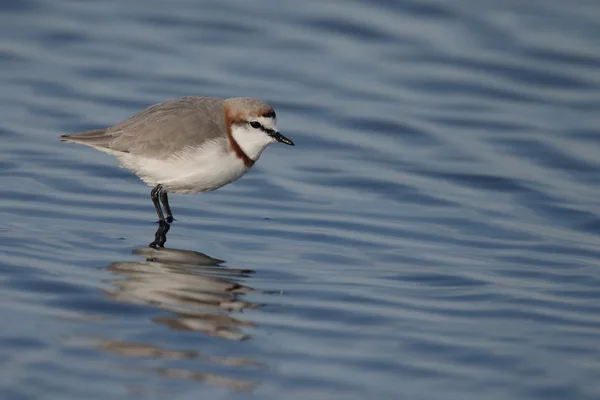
[250,121,262,129]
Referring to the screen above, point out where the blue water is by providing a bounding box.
[1,0,600,399]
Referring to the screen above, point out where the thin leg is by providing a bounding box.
[151,184,165,222]
[149,220,171,248]
[160,190,174,223]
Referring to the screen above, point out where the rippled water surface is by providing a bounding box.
[1,0,600,399]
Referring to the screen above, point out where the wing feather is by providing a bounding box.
[61,97,228,159]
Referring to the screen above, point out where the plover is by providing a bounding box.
[60,96,294,223]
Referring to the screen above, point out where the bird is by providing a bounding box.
[60,96,294,225]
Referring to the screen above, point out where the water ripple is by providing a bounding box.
[1,0,600,399]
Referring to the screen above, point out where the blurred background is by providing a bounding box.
[1,0,600,399]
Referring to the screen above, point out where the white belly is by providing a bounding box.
[116,141,250,194]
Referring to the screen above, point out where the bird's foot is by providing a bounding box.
[149,240,164,249]
[149,220,170,248]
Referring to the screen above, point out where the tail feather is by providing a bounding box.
[59,128,114,148]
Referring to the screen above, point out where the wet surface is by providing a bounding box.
[1,0,600,399]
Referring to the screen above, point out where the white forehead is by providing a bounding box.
[255,116,277,130]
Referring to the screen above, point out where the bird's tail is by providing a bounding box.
[59,128,114,148]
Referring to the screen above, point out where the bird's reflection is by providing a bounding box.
[96,339,260,392]
[99,222,263,391]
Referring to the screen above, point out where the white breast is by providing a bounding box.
[116,139,249,194]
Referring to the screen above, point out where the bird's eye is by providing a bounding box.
[250,121,262,129]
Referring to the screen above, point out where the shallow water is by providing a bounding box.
[1,0,600,399]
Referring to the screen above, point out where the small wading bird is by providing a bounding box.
[60,96,294,225]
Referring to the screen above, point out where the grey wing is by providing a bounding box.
[59,128,115,147]
[108,97,228,159]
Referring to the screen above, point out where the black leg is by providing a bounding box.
[160,190,174,223]
[151,184,165,222]
[149,220,171,248]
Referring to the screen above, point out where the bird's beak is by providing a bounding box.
[272,132,294,146]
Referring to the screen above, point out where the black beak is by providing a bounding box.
[272,132,294,146]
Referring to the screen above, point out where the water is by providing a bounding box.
[1,0,600,398]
